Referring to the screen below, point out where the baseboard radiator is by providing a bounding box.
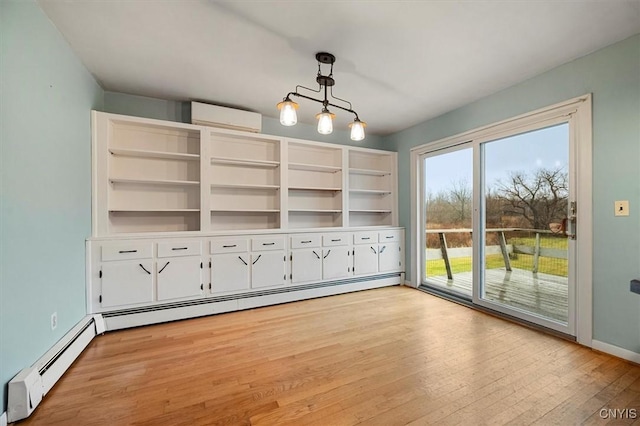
[7,315,105,422]
[102,273,403,331]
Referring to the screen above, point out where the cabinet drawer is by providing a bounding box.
[252,236,285,251]
[210,238,248,254]
[378,230,402,243]
[101,242,153,261]
[323,233,349,246]
[291,234,321,249]
[353,232,378,245]
[157,240,201,258]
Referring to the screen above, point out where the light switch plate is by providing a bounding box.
[615,200,629,216]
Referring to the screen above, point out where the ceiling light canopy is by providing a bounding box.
[277,52,366,141]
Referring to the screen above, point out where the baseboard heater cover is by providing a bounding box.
[102,273,402,330]
[7,315,104,422]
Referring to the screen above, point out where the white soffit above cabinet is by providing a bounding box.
[38,0,640,135]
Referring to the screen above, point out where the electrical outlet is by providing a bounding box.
[51,312,58,330]
[615,200,629,216]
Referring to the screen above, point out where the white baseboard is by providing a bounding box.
[592,340,640,364]
[1,411,8,426]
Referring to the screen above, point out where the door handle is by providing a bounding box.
[158,261,170,274]
[323,250,331,259]
[313,250,320,259]
[238,256,247,266]
[370,246,377,254]
[380,246,386,253]
[252,254,262,265]
[139,264,151,274]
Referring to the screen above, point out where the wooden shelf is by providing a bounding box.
[349,189,392,195]
[211,156,279,168]
[289,186,342,192]
[289,162,341,173]
[109,178,200,186]
[349,168,391,176]
[109,209,200,212]
[109,148,200,161]
[289,209,342,213]
[211,183,279,190]
[211,209,280,213]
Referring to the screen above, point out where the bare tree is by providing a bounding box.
[446,179,472,225]
[495,167,568,230]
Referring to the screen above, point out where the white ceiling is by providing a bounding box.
[39,0,640,135]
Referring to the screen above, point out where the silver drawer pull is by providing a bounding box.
[223,244,237,248]
[361,237,370,240]
[331,239,341,242]
[172,247,188,251]
[262,242,275,246]
[301,240,312,243]
[119,250,137,254]
[385,236,394,239]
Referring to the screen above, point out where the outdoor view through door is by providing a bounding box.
[423,123,571,330]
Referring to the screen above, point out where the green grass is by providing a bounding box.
[426,235,568,277]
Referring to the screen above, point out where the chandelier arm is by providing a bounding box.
[328,86,353,111]
[290,92,359,119]
[295,84,322,95]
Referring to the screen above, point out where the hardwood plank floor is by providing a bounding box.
[16,286,640,425]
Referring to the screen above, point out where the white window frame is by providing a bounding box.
[409,94,592,346]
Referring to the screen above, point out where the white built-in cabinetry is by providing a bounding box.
[93,111,397,235]
[88,229,404,314]
[89,111,404,326]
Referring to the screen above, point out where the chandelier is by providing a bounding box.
[277,52,366,141]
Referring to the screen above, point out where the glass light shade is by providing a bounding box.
[316,110,335,135]
[277,99,298,126]
[349,119,367,141]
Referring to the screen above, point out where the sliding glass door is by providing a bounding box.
[420,120,577,335]
[475,123,574,332]
[422,146,473,298]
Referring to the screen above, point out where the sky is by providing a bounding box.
[424,123,569,196]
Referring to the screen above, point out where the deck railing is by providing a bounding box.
[425,228,567,279]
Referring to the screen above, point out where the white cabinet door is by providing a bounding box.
[353,245,379,275]
[157,257,203,301]
[291,249,323,284]
[101,261,154,308]
[379,243,403,272]
[251,251,286,288]
[211,253,250,293]
[323,247,351,280]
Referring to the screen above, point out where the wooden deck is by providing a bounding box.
[17,287,640,425]
[426,268,568,322]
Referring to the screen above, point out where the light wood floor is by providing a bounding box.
[18,286,640,426]
[427,268,568,322]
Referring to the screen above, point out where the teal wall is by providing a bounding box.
[103,91,389,151]
[388,34,640,352]
[0,0,104,412]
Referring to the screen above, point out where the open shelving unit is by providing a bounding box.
[102,117,202,234]
[348,150,395,227]
[287,142,344,229]
[93,111,398,236]
[208,132,281,231]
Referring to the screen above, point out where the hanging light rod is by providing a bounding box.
[277,52,366,141]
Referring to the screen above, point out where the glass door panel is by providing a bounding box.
[478,123,572,329]
[422,147,473,298]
